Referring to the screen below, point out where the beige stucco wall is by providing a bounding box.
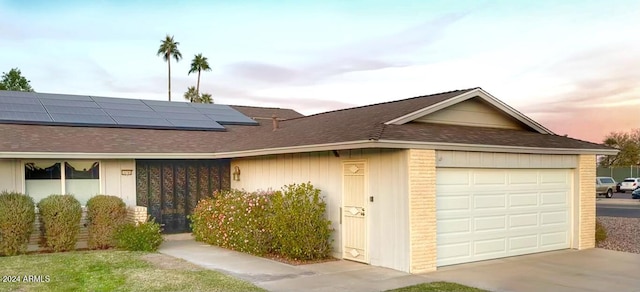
[577,154,596,249]
[231,148,411,272]
[407,149,437,273]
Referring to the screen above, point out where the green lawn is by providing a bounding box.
[0,250,264,292]
[387,281,488,292]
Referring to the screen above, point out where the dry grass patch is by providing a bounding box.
[0,250,264,292]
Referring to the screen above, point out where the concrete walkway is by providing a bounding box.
[159,239,428,292]
[160,237,640,292]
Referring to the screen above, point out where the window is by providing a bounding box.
[25,160,99,205]
[600,178,614,184]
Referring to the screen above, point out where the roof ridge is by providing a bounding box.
[282,87,479,122]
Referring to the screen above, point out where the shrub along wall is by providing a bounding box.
[0,191,36,256]
[38,195,83,252]
[191,183,334,261]
[86,195,128,249]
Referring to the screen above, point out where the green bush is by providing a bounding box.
[595,219,607,244]
[114,217,163,251]
[190,190,271,255]
[0,191,35,256]
[86,195,128,249]
[38,194,82,252]
[269,183,333,260]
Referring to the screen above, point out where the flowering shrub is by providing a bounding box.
[269,183,333,260]
[191,183,333,261]
[190,189,272,255]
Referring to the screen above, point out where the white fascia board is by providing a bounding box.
[0,139,617,159]
[375,140,619,155]
[384,88,554,135]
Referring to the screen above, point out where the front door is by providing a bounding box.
[136,160,230,233]
[342,161,368,263]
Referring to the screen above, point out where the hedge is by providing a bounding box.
[0,192,35,256]
[86,195,128,249]
[38,194,82,252]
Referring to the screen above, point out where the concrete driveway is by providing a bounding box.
[160,237,640,292]
[422,248,640,292]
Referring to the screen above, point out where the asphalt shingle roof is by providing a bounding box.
[0,88,612,154]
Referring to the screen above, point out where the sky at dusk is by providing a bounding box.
[1,0,638,143]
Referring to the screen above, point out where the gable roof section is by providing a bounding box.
[384,88,554,134]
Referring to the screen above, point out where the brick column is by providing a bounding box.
[407,149,437,273]
[578,155,596,249]
[127,206,148,224]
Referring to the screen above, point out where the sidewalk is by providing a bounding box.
[159,238,428,292]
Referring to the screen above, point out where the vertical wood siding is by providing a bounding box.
[231,148,410,272]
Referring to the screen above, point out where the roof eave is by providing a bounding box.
[0,140,617,159]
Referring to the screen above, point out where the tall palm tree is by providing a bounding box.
[157,34,182,101]
[188,53,211,95]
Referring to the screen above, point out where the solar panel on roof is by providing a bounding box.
[104,109,159,118]
[38,93,93,101]
[168,119,224,129]
[147,105,200,114]
[0,111,52,122]
[0,103,47,113]
[96,102,151,111]
[91,96,146,104]
[0,95,40,105]
[0,90,258,130]
[112,116,172,127]
[46,105,107,115]
[50,113,116,124]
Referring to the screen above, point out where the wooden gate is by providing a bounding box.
[136,159,230,233]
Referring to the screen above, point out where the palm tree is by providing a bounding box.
[157,34,182,101]
[188,53,211,95]
[184,86,199,103]
[200,93,213,104]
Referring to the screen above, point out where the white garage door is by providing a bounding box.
[436,168,572,267]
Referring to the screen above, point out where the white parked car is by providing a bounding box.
[619,178,640,193]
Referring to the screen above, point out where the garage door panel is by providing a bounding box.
[509,235,538,251]
[437,195,470,211]
[438,242,471,260]
[438,218,471,234]
[541,211,568,226]
[541,191,568,206]
[509,193,538,207]
[540,231,568,247]
[509,213,539,229]
[474,215,506,232]
[438,170,471,185]
[436,168,572,267]
[474,238,506,256]
[509,171,538,184]
[473,171,507,185]
[473,194,506,209]
[540,170,570,184]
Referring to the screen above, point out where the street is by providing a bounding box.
[596,192,640,218]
